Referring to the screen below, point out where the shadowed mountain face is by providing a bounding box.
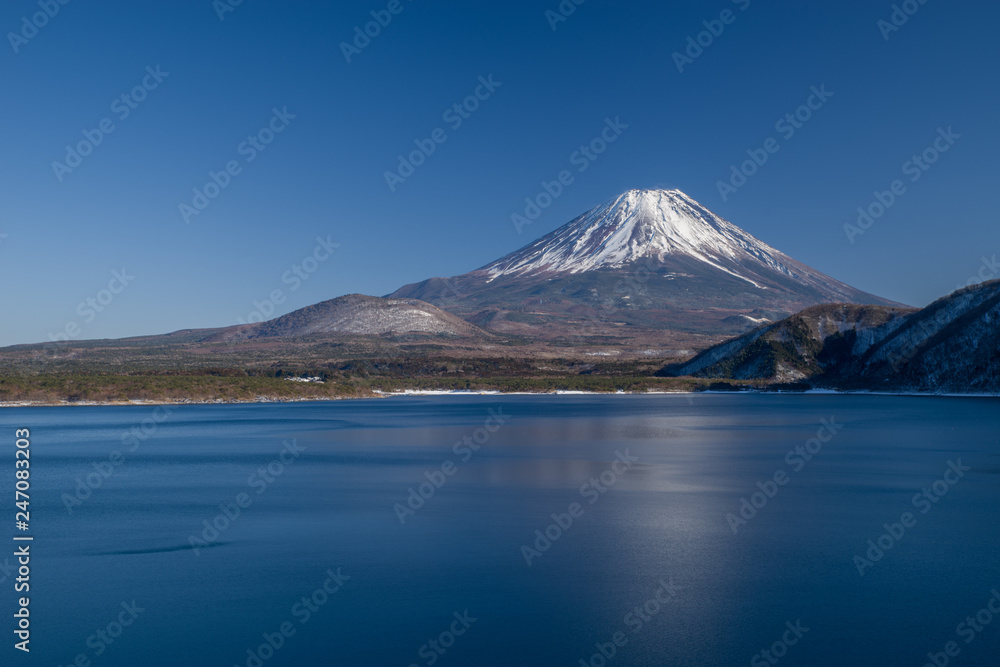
[660,303,917,382]
[661,279,1000,393]
[391,189,902,345]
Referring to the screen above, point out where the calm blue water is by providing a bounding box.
[1,395,999,666]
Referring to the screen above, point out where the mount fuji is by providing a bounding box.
[391,189,902,348]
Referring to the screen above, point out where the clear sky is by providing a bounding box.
[1,0,997,346]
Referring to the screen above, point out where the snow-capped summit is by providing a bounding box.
[482,189,796,286]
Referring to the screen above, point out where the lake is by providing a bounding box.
[1,394,999,666]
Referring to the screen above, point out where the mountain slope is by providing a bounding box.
[845,280,1000,392]
[391,189,901,347]
[661,279,1000,393]
[210,294,490,341]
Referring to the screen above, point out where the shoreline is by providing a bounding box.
[2,387,997,408]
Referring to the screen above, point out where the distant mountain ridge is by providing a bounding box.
[2,194,997,395]
[3,187,942,385]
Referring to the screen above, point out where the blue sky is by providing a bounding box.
[1,0,997,346]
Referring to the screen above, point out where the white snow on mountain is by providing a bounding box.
[483,189,805,288]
